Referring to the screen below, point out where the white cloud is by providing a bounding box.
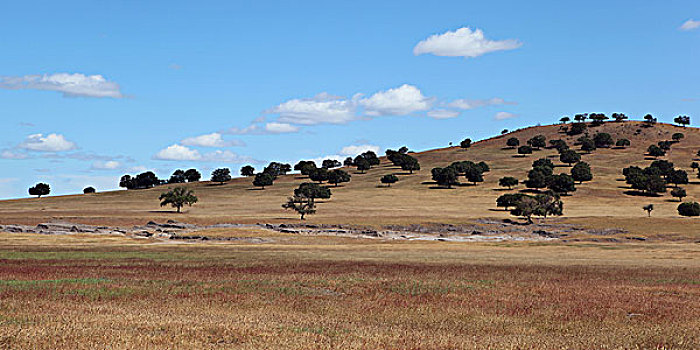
[680,19,700,31]
[0,73,123,98]
[268,92,357,125]
[91,160,121,170]
[19,133,76,152]
[494,112,517,120]
[1,150,30,159]
[339,144,380,157]
[181,132,245,147]
[153,144,252,163]
[414,27,521,58]
[427,109,460,119]
[153,144,201,161]
[359,84,432,116]
[448,97,516,110]
[264,122,300,133]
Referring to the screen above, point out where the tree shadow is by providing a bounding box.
[512,154,528,158]
[623,190,662,197]
[148,210,182,214]
[206,183,228,187]
[488,208,510,212]
[519,188,544,194]
[492,188,512,192]
[246,188,265,191]
[428,186,456,190]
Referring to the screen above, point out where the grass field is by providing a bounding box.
[1,121,699,349]
[1,121,699,240]
[0,233,697,349]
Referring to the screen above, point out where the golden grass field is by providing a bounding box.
[0,121,699,349]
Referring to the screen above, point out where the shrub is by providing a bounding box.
[615,139,631,148]
[517,145,533,156]
[83,187,96,194]
[460,138,472,148]
[380,174,399,187]
[677,202,700,217]
[506,137,520,148]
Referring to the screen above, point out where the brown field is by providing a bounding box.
[0,233,698,349]
[1,121,699,349]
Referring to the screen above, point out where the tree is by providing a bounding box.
[580,138,596,153]
[589,113,608,125]
[509,194,562,224]
[644,114,657,125]
[282,196,316,220]
[184,169,201,182]
[355,158,371,174]
[533,158,555,171]
[460,138,472,149]
[549,139,568,152]
[643,204,654,217]
[169,169,186,184]
[358,151,380,168]
[571,162,593,184]
[159,187,197,213]
[668,169,688,188]
[501,129,509,135]
[511,196,538,224]
[525,169,548,190]
[240,165,255,177]
[547,174,576,195]
[593,133,613,148]
[263,162,291,177]
[671,188,687,202]
[567,123,587,136]
[295,161,317,176]
[322,159,342,169]
[476,161,490,173]
[574,114,588,122]
[398,146,409,154]
[560,149,581,166]
[399,155,420,174]
[308,168,329,183]
[496,193,525,210]
[253,173,275,189]
[612,113,628,122]
[83,186,96,194]
[464,165,484,185]
[560,116,570,124]
[119,175,135,189]
[647,145,665,158]
[432,167,459,188]
[294,182,331,202]
[380,174,399,187]
[672,133,684,143]
[499,176,519,189]
[135,171,161,189]
[211,168,231,184]
[658,140,673,151]
[517,145,533,156]
[677,202,700,217]
[624,169,666,195]
[615,139,631,148]
[527,135,546,150]
[506,137,520,148]
[327,169,351,187]
[674,115,690,127]
[343,157,354,167]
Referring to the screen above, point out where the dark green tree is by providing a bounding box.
[647,145,665,158]
[672,133,684,143]
[593,133,614,148]
[580,138,596,154]
[678,202,700,217]
[615,139,631,148]
[355,158,371,174]
[159,187,197,213]
[498,176,519,189]
[560,149,581,166]
[571,162,593,183]
[567,123,587,135]
[380,174,399,187]
[496,193,525,210]
[547,174,576,195]
[327,169,351,187]
[668,169,688,188]
[506,137,520,148]
[533,158,555,171]
[431,167,459,189]
[674,115,690,127]
[211,168,231,184]
[83,186,96,194]
[671,187,687,202]
[322,159,342,169]
[169,169,186,184]
[263,162,291,177]
[400,155,420,174]
[460,138,472,149]
[527,135,546,150]
[282,196,316,220]
[612,113,628,122]
[559,116,570,124]
[184,169,201,182]
[294,182,331,202]
[525,169,548,190]
[295,161,317,176]
[517,145,533,156]
[240,165,255,177]
[253,173,275,189]
[308,168,329,183]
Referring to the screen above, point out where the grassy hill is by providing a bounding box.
[1,121,699,238]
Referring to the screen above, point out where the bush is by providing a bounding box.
[506,137,520,148]
[677,202,700,217]
[460,138,472,148]
[83,187,96,194]
[380,174,399,187]
[517,145,533,156]
[615,139,631,148]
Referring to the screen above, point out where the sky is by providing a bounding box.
[0,0,698,199]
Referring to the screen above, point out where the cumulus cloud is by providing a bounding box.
[91,160,121,170]
[181,132,245,147]
[359,84,432,116]
[427,109,460,119]
[413,27,521,58]
[19,133,76,152]
[339,144,380,156]
[494,112,517,120]
[680,19,700,31]
[0,73,124,98]
[268,92,358,125]
[153,144,252,163]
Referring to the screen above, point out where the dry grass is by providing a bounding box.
[0,233,698,349]
[0,121,699,240]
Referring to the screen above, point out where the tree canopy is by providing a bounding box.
[29,183,51,198]
[159,187,197,213]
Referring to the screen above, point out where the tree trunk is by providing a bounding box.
[176,205,181,213]
[300,213,305,220]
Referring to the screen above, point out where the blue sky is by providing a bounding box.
[0,0,698,199]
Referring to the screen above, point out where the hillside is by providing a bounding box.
[1,121,699,238]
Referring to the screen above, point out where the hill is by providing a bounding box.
[1,121,699,239]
